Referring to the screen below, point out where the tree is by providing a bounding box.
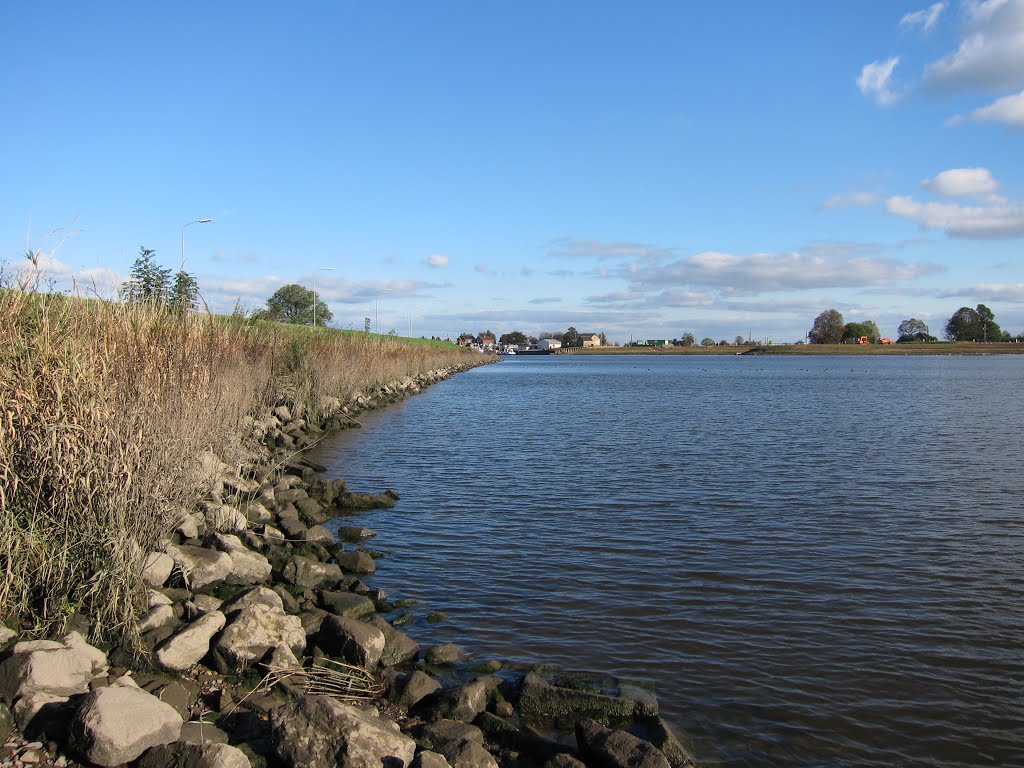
[676,332,695,347]
[897,318,934,343]
[842,320,880,343]
[701,337,716,347]
[122,247,171,303]
[253,284,332,326]
[539,331,564,342]
[598,332,608,346]
[735,335,745,346]
[500,330,528,345]
[945,304,1002,342]
[809,309,844,344]
[169,270,200,314]
[563,327,581,347]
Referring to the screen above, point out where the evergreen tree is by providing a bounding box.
[122,247,172,303]
[169,270,200,314]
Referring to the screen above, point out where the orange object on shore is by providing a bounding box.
[879,337,894,344]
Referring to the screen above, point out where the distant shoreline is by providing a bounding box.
[542,342,1024,356]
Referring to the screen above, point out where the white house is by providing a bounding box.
[537,338,562,350]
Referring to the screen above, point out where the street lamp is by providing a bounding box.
[312,267,334,327]
[375,289,390,335]
[180,218,213,272]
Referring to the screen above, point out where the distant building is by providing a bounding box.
[480,332,496,347]
[457,333,475,347]
[537,338,562,350]
[642,339,670,347]
[578,333,601,348]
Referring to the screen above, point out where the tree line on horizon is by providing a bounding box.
[808,305,1022,344]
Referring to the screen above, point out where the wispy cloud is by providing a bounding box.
[857,57,902,106]
[886,166,1024,238]
[924,0,1024,93]
[528,297,563,304]
[900,2,946,32]
[949,88,1024,127]
[622,249,941,295]
[474,263,491,273]
[822,191,880,209]
[937,283,1024,302]
[548,237,674,264]
[423,253,449,268]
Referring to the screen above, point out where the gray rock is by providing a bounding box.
[273,585,301,614]
[282,555,343,590]
[156,611,227,672]
[419,719,485,748]
[368,616,420,666]
[190,593,226,616]
[223,586,284,615]
[138,604,176,634]
[296,497,326,524]
[277,515,308,541]
[176,514,201,540]
[420,679,489,723]
[543,754,588,768]
[261,523,285,545]
[630,718,698,768]
[204,504,248,533]
[320,591,376,619]
[392,671,442,709]
[244,500,274,523]
[275,488,309,504]
[137,741,251,768]
[0,701,12,741]
[13,690,69,734]
[412,750,452,768]
[178,721,231,744]
[316,615,385,667]
[271,695,416,768]
[337,526,376,542]
[142,552,175,588]
[437,739,499,768]
[214,604,305,671]
[70,686,183,767]
[214,533,273,585]
[0,632,106,700]
[166,544,233,590]
[575,719,671,768]
[305,524,335,544]
[336,550,376,575]
[426,643,466,666]
[519,671,639,729]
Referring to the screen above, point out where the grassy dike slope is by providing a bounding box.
[0,289,481,646]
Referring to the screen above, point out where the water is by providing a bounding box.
[307,355,1024,767]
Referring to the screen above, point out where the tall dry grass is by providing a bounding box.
[0,290,475,646]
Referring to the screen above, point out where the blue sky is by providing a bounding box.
[2,1,1022,342]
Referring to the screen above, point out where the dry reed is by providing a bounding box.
[0,289,475,646]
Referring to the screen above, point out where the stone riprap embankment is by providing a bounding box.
[0,363,697,768]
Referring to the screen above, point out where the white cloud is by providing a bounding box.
[548,238,673,263]
[921,167,998,197]
[900,2,947,31]
[951,88,1024,126]
[857,57,902,105]
[822,192,880,209]
[886,195,1024,238]
[938,283,1024,301]
[625,249,941,295]
[925,0,1024,92]
[424,253,449,268]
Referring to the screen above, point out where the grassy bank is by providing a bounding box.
[0,289,478,644]
[557,342,1024,355]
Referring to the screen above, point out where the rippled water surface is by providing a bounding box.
[309,355,1024,767]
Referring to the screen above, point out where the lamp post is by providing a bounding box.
[312,267,334,327]
[180,218,212,272]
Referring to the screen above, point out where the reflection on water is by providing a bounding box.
[309,355,1024,768]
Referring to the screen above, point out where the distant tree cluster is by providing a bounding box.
[121,246,200,313]
[251,284,332,326]
[808,305,1015,344]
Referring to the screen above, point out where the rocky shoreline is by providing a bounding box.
[0,362,697,768]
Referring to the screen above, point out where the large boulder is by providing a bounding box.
[282,555,343,590]
[141,552,175,588]
[316,615,385,668]
[392,671,442,709]
[418,679,489,723]
[214,533,272,585]
[70,686,183,767]
[223,586,284,615]
[574,719,671,768]
[0,632,107,700]
[320,591,375,619]
[136,741,251,768]
[271,695,416,768]
[204,504,248,533]
[368,617,419,666]
[156,611,227,672]
[436,739,499,768]
[336,550,376,575]
[214,604,305,671]
[166,544,233,590]
[519,672,640,728]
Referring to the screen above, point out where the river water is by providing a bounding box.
[307,354,1024,768]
